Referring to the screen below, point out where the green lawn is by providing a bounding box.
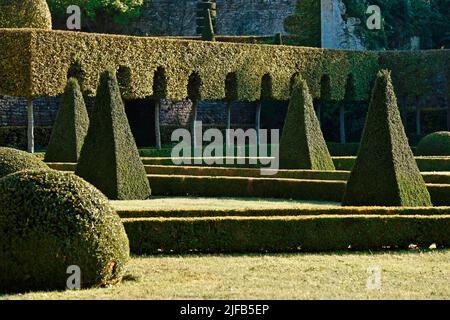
[2,250,450,300]
[111,197,338,211]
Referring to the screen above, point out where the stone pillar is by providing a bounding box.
[321,0,365,50]
[255,102,261,146]
[226,101,232,147]
[190,100,198,149]
[321,0,337,49]
[27,98,34,153]
[155,100,161,149]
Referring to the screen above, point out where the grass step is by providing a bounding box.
[122,214,450,254]
[148,174,346,202]
[113,198,450,218]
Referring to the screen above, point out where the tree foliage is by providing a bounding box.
[343,0,450,49]
[48,0,143,33]
[285,0,450,49]
[283,0,321,47]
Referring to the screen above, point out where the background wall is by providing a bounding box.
[130,0,296,36]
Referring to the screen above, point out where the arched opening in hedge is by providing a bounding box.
[152,66,167,100]
[260,73,273,101]
[67,58,85,90]
[224,72,238,146]
[316,74,331,124]
[151,66,167,149]
[339,74,356,144]
[116,65,132,96]
[289,72,300,95]
[187,72,202,149]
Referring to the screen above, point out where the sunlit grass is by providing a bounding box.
[2,250,450,300]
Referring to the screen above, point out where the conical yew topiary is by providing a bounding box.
[45,78,89,163]
[75,69,151,200]
[342,70,431,207]
[279,75,335,170]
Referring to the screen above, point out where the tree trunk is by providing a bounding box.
[339,104,346,144]
[226,101,231,147]
[27,98,34,153]
[191,100,198,150]
[255,102,262,146]
[416,104,421,136]
[154,100,161,149]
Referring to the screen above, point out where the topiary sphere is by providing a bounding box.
[0,0,52,29]
[416,132,450,156]
[0,170,130,292]
[0,146,49,178]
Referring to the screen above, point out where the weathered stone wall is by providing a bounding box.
[131,0,296,36]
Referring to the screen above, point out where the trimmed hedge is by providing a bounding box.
[0,0,52,29]
[44,78,89,163]
[0,170,129,292]
[280,76,334,170]
[148,175,450,206]
[46,162,450,187]
[0,146,48,178]
[0,28,385,101]
[0,29,448,105]
[123,215,450,254]
[334,156,450,172]
[416,132,450,156]
[343,70,431,206]
[0,126,51,150]
[116,205,450,219]
[144,165,347,180]
[149,175,346,202]
[76,69,151,200]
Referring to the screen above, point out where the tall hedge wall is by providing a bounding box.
[0,29,448,103]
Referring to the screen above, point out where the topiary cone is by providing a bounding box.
[342,70,431,207]
[279,75,335,170]
[76,69,151,200]
[0,0,52,29]
[45,78,89,163]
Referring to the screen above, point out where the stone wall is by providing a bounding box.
[131,0,296,36]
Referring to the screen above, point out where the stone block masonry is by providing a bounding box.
[131,0,296,36]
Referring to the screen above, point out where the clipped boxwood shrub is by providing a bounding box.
[343,70,431,207]
[0,0,52,29]
[279,76,335,170]
[76,69,151,200]
[0,146,48,178]
[416,132,450,156]
[45,78,89,163]
[0,170,129,292]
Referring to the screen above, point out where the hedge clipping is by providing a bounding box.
[0,0,52,29]
[416,132,450,156]
[0,170,129,292]
[343,70,432,207]
[76,69,151,200]
[0,146,48,178]
[279,75,335,170]
[44,78,89,163]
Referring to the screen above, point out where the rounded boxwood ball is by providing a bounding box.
[0,0,52,29]
[0,147,49,178]
[416,132,450,156]
[0,170,130,292]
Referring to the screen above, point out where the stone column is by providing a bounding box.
[154,100,161,149]
[27,98,34,153]
[321,0,337,49]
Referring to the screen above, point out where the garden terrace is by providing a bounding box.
[0,29,449,102]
